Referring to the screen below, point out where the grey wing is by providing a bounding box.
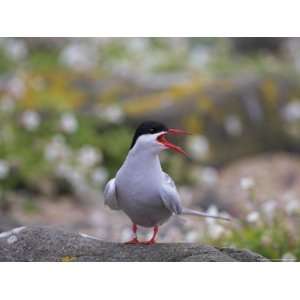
[159,172,183,215]
[103,178,120,210]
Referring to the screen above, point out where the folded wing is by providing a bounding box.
[103,178,120,210]
[160,172,183,215]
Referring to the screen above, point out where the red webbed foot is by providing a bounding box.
[141,239,156,245]
[124,237,140,245]
[124,224,140,244]
[124,224,159,245]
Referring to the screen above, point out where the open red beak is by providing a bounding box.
[157,128,189,156]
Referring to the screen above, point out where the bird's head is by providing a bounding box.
[130,121,189,156]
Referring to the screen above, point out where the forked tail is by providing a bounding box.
[181,208,231,221]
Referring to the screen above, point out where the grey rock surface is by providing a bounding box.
[0,226,268,262]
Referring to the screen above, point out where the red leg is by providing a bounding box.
[142,226,159,245]
[124,224,140,244]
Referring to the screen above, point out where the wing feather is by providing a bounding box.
[103,178,120,210]
[160,172,183,215]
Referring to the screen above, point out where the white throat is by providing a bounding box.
[125,147,163,174]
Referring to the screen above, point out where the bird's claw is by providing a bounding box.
[124,238,156,245]
[124,238,140,244]
[141,239,156,245]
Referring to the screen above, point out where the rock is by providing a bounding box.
[0,226,268,262]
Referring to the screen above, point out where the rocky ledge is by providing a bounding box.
[0,226,268,262]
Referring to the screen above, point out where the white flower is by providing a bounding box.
[185,230,199,243]
[100,105,124,123]
[282,100,300,122]
[189,47,211,68]
[187,135,210,160]
[206,205,219,216]
[60,42,96,72]
[246,211,260,223]
[208,223,224,239]
[45,135,70,161]
[91,167,108,185]
[281,252,296,262]
[285,198,300,215]
[21,110,41,131]
[262,200,276,219]
[240,177,255,190]
[200,167,219,186]
[224,115,242,136]
[78,146,101,168]
[60,113,78,134]
[7,76,25,99]
[4,38,27,61]
[205,205,219,225]
[0,160,9,179]
[0,96,15,113]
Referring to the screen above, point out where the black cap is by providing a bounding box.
[130,121,168,149]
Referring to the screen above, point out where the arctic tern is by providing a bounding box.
[104,121,230,244]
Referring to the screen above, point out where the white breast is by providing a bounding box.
[115,149,171,227]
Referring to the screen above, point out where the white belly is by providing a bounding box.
[116,179,171,227]
[115,154,172,227]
